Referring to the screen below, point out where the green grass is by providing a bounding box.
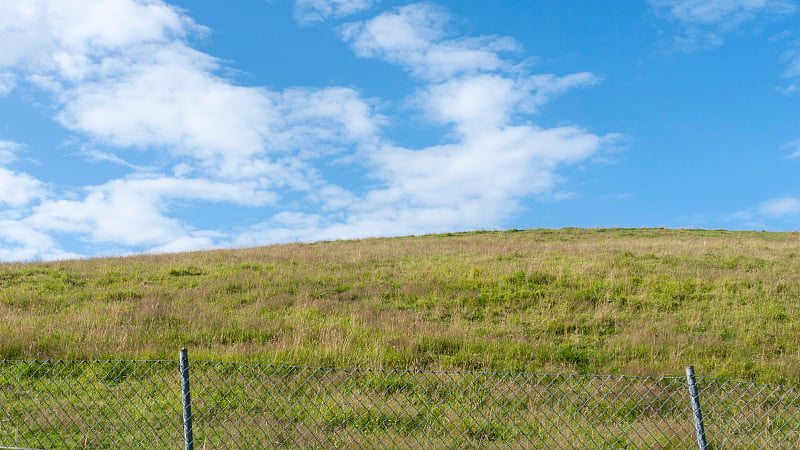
[4,360,798,448]
[2,228,800,384]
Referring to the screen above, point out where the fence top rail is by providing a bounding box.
[3,358,798,390]
[186,361,690,380]
[1,358,682,379]
[0,359,177,364]
[694,375,800,390]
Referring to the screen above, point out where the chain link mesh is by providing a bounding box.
[0,360,181,448]
[2,359,800,448]
[696,377,800,448]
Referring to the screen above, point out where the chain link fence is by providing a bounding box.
[2,355,800,448]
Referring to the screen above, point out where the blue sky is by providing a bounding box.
[1,0,800,261]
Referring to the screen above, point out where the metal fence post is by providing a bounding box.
[686,366,708,450]
[180,348,194,450]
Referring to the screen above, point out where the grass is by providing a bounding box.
[2,227,800,384]
[4,360,799,448]
[0,359,782,449]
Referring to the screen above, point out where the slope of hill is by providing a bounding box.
[2,228,799,383]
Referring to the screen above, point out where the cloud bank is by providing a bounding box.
[0,0,614,261]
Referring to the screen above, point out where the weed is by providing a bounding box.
[168,266,205,277]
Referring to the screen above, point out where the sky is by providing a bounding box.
[1,0,799,261]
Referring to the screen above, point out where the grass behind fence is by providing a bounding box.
[1,360,182,448]
[0,360,694,448]
[4,359,800,448]
[2,228,800,384]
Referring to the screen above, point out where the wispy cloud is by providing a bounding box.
[758,197,800,217]
[781,138,800,158]
[725,210,753,221]
[294,0,376,24]
[727,196,800,230]
[783,47,800,76]
[0,72,13,96]
[671,29,725,52]
[80,148,146,169]
[0,140,21,164]
[651,0,797,25]
[779,44,800,93]
[650,0,798,51]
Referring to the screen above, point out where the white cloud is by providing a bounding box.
[0,219,78,262]
[419,75,522,127]
[0,168,46,207]
[48,41,382,181]
[27,176,276,247]
[0,141,46,207]
[758,197,800,217]
[273,87,382,145]
[341,3,517,81]
[364,127,610,214]
[0,140,64,260]
[0,1,382,180]
[56,44,274,164]
[234,211,325,245]
[0,0,197,69]
[415,72,605,130]
[294,0,376,24]
[0,1,389,260]
[0,0,385,260]
[341,5,609,230]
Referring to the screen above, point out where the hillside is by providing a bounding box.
[2,228,800,384]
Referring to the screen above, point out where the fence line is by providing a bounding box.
[2,352,800,448]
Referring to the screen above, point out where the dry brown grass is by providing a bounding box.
[2,228,800,383]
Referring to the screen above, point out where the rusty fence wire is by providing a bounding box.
[2,357,800,449]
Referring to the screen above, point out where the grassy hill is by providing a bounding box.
[2,228,800,384]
